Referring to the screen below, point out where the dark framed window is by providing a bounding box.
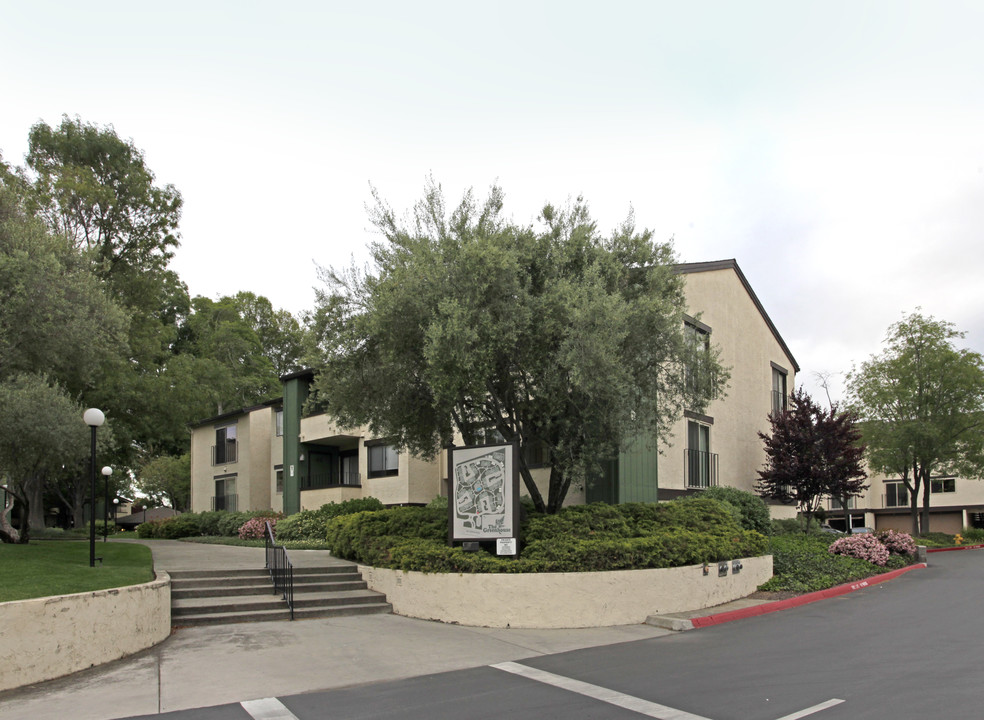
[772,365,788,415]
[213,424,238,465]
[368,444,399,478]
[275,409,284,437]
[275,465,284,494]
[885,483,909,507]
[931,478,956,494]
[686,420,717,488]
[683,318,714,403]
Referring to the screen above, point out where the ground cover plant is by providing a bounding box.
[762,526,917,593]
[325,496,768,573]
[0,541,154,602]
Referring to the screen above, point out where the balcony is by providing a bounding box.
[212,441,238,465]
[301,472,362,490]
[211,494,238,511]
[685,449,718,489]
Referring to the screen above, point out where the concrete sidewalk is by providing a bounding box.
[0,540,680,720]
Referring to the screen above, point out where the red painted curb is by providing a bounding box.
[926,543,984,553]
[690,563,928,629]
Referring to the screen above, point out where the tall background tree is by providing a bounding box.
[307,181,727,513]
[846,312,984,534]
[757,387,868,531]
[2,118,304,529]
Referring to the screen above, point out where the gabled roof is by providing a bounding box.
[675,259,800,373]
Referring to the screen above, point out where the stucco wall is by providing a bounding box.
[661,266,797,495]
[360,555,772,628]
[0,573,171,692]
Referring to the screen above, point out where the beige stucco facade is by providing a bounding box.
[360,555,772,628]
[824,470,984,534]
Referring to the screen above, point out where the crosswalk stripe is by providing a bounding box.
[240,697,300,720]
[492,661,715,720]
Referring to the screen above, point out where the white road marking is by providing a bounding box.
[492,661,715,720]
[241,697,300,720]
[773,698,845,720]
[493,661,844,720]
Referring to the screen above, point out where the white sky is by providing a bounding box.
[3,1,983,403]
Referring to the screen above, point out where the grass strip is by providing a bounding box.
[0,541,154,603]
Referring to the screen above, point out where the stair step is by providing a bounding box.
[172,579,368,600]
[172,590,386,616]
[172,602,392,627]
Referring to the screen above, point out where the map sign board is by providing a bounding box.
[448,443,519,542]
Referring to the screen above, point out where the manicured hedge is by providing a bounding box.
[325,496,768,573]
[275,498,385,541]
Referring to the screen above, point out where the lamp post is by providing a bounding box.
[83,408,105,567]
[113,497,119,531]
[102,466,113,542]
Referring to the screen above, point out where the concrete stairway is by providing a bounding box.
[169,564,392,627]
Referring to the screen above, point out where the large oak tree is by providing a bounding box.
[307,182,727,513]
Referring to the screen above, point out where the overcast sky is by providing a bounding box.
[3,1,982,403]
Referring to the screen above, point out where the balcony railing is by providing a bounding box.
[212,441,238,465]
[301,472,362,490]
[211,494,238,511]
[684,449,718,489]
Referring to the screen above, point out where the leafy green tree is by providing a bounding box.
[0,374,93,542]
[177,293,302,414]
[137,453,191,511]
[0,171,128,395]
[307,182,727,513]
[846,312,984,534]
[21,115,182,280]
[757,387,868,532]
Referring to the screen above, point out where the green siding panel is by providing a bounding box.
[617,434,659,503]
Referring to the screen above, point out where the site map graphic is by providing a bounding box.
[453,447,509,537]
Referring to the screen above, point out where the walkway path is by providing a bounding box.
[0,540,671,720]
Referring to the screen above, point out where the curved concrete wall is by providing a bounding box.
[0,572,171,692]
[360,555,772,628]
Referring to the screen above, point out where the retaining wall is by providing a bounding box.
[360,555,772,628]
[0,572,171,692]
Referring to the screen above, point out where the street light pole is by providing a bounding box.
[83,408,105,567]
[102,466,113,542]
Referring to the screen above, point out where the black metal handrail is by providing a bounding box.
[265,521,294,620]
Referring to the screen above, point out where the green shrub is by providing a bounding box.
[276,498,384,541]
[962,528,984,542]
[158,517,200,539]
[325,500,766,573]
[760,533,915,593]
[700,487,772,535]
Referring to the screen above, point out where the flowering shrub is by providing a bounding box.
[829,533,890,566]
[878,530,917,556]
[238,516,278,540]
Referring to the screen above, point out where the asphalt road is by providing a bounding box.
[125,549,981,720]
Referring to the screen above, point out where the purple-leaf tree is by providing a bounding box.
[757,387,868,532]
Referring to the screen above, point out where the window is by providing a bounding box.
[522,438,550,468]
[684,318,714,404]
[885,483,909,507]
[368,444,399,478]
[686,420,716,488]
[213,475,237,511]
[275,466,284,494]
[931,478,956,494]
[772,366,788,415]
[213,424,237,465]
[275,409,284,437]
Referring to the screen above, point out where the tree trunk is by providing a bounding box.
[27,479,46,532]
[516,456,546,513]
[0,495,19,543]
[920,468,932,535]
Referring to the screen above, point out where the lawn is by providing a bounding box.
[0,541,154,603]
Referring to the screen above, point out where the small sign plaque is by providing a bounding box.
[497,538,517,556]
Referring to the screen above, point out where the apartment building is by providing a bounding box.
[189,259,799,517]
